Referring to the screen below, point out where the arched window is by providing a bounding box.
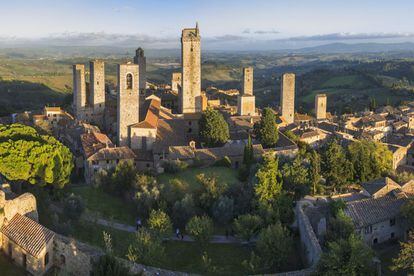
[126,73,133,89]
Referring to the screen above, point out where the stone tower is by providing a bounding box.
[315,94,327,120]
[117,63,139,147]
[180,23,201,114]
[171,72,182,93]
[73,64,86,119]
[90,60,105,118]
[281,73,295,124]
[133,47,147,94]
[237,67,256,116]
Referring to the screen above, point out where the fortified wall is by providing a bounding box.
[0,189,38,228]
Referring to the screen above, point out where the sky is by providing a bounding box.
[1,0,414,50]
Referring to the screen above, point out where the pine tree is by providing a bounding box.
[199,108,230,147]
[243,135,254,166]
[254,108,279,148]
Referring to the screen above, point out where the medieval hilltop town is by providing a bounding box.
[0,23,414,276]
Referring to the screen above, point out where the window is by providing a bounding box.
[364,225,372,234]
[126,73,133,89]
[391,232,395,239]
[373,238,378,244]
[60,254,66,266]
[390,218,396,226]
[22,254,27,268]
[44,252,49,266]
[188,128,192,133]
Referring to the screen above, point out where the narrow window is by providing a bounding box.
[126,73,133,89]
[44,252,49,266]
[390,218,396,226]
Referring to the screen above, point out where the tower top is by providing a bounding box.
[136,47,144,57]
[196,22,199,35]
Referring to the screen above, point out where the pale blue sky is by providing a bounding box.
[1,0,414,49]
[1,0,413,37]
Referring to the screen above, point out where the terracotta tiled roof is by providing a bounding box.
[89,146,136,161]
[131,98,160,129]
[1,213,55,257]
[81,132,114,159]
[345,193,408,228]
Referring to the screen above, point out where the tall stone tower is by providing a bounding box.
[73,64,86,119]
[117,63,139,147]
[133,47,147,94]
[90,60,105,118]
[280,73,295,124]
[237,67,256,116]
[180,23,201,114]
[315,94,327,120]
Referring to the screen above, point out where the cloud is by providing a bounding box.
[242,29,251,34]
[210,34,246,42]
[289,32,414,41]
[254,29,279,35]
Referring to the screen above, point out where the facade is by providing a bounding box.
[315,94,327,120]
[281,73,295,124]
[117,63,139,147]
[73,64,86,120]
[171,72,182,93]
[89,60,105,124]
[133,47,147,94]
[180,23,202,114]
[237,67,256,116]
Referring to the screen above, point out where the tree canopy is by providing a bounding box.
[0,124,73,188]
[254,108,279,148]
[199,108,230,147]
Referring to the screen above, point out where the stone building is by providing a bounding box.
[281,73,295,125]
[315,94,327,120]
[73,64,87,120]
[171,72,182,93]
[89,60,105,125]
[237,67,256,116]
[133,47,147,95]
[180,23,202,114]
[117,63,139,147]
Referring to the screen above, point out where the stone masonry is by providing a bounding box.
[237,67,256,116]
[180,23,202,114]
[73,64,86,120]
[281,73,295,124]
[89,60,105,123]
[315,94,327,120]
[133,47,147,94]
[117,63,139,147]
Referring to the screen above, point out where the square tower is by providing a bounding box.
[237,67,256,116]
[281,73,295,124]
[242,67,253,96]
[315,94,327,120]
[180,23,201,114]
[171,72,182,93]
[133,47,147,94]
[117,63,139,147]
[73,64,86,119]
[90,60,105,116]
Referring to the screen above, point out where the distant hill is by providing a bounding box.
[291,42,414,54]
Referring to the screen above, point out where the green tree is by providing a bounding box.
[211,196,234,225]
[254,108,279,148]
[186,215,213,246]
[172,194,196,228]
[133,174,160,218]
[392,231,414,273]
[199,108,230,147]
[326,209,355,242]
[309,150,322,195]
[233,214,263,241]
[109,161,137,195]
[196,173,226,211]
[0,124,73,188]
[243,135,254,166]
[127,228,165,266]
[402,199,414,226]
[321,139,352,192]
[348,140,392,182]
[63,194,85,221]
[255,155,283,206]
[317,235,375,276]
[148,209,173,239]
[282,156,310,198]
[256,222,293,270]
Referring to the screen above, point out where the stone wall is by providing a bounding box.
[1,192,38,223]
[315,94,327,120]
[242,67,254,96]
[296,200,322,268]
[73,64,86,120]
[90,60,105,126]
[281,73,295,124]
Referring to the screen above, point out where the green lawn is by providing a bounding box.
[66,185,137,225]
[0,253,25,276]
[157,167,239,193]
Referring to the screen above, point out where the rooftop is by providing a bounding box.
[1,213,55,257]
[89,146,136,161]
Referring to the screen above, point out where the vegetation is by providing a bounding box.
[127,228,165,266]
[233,214,262,241]
[0,124,73,188]
[147,209,173,239]
[186,215,214,246]
[199,108,230,147]
[254,108,279,148]
[392,231,414,273]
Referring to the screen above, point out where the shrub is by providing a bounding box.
[186,215,213,246]
[162,160,189,174]
[63,194,85,221]
[213,156,232,167]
